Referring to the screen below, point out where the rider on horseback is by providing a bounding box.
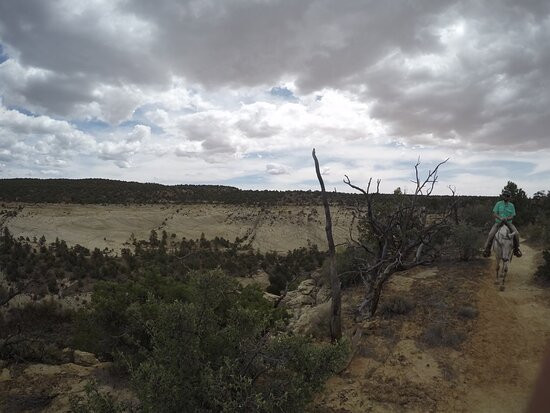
[482,190,522,257]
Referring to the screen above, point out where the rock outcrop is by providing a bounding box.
[73,350,99,367]
[279,273,332,337]
[0,358,136,413]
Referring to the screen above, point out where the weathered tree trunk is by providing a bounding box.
[312,148,341,341]
[356,277,384,319]
[367,279,385,317]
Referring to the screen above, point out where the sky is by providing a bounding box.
[0,0,549,196]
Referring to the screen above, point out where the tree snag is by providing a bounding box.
[312,148,341,341]
[344,158,455,318]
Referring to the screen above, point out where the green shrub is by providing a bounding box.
[73,271,190,359]
[69,381,132,413]
[320,246,367,288]
[461,203,492,229]
[47,277,59,294]
[130,294,348,413]
[451,224,482,261]
[77,269,346,412]
[265,246,325,295]
[0,299,74,363]
[535,250,550,283]
[524,215,550,246]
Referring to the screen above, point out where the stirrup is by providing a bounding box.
[514,248,522,257]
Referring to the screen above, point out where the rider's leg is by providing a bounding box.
[507,222,522,257]
[483,222,500,256]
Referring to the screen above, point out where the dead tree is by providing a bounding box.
[312,149,341,341]
[344,159,455,318]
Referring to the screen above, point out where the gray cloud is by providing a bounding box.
[360,1,550,149]
[97,125,150,166]
[0,0,549,151]
[122,0,449,91]
[0,1,164,84]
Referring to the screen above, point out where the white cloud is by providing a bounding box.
[0,103,96,156]
[266,163,290,175]
[97,125,152,166]
[127,125,150,142]
[1,0,550,194]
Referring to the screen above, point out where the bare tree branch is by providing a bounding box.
[344,158,453,318]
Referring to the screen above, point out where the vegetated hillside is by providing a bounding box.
[1,178,499,255]
[0,227,345,412]
[0,178,486,207]
[2,180,549,411]
[0,178,339,205]
[0,178,242,204]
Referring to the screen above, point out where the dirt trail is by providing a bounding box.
[446,242,550,412]
[314,242,550,413]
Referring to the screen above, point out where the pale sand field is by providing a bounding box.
[5,203,356,253]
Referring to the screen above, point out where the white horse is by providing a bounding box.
[493,224,516,291]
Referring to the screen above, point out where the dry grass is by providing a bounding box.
[420,322,466,349]
[6,203,356,253]
[379,296,414,318]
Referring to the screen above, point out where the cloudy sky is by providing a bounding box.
[1,0,549,196]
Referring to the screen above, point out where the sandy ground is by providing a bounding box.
[313,241,550,413]
[444,242,550,412]
[4,203,355,253]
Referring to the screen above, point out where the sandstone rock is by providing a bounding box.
[236,270,271,290]
[263,292,280,304]
[315,283,331,304]
[23,363,64,376]
[310,269,324,283]
[297,279,317,296]
[61,347,74,363]
[73,350,99,366]
[291,300,332,337]
[280,290,315,309]
[21,363,92,380]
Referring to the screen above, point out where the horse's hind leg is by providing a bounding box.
[495,262,501,285]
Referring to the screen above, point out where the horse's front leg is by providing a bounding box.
[500,262,508,291]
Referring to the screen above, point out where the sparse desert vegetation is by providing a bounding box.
[2,180,550,412]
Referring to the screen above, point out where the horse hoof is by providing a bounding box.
[499,285,505,291]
